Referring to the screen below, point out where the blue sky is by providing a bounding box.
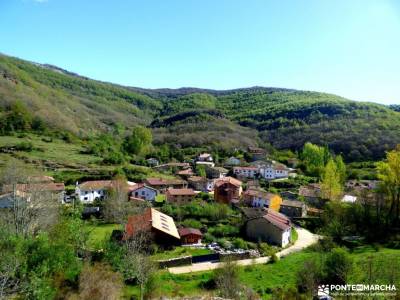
[0,0,399,104]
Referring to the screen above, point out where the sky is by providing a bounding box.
[0,0,399,104]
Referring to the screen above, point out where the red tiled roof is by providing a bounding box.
[78,180,113,190]
[2,182,65,193]
[263,209,291,231]
[145,178,185,186]
[214,176,242,188]
[166,188,195,196]
[178,227,202,237]
[177,168,194,175]
[188,176,206,183]
[244,189,276,200]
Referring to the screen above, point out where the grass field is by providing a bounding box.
[0,133,101,167]
[124,246,400,299]
[85,222,121,249]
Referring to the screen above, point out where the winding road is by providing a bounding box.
[168,227,320,274]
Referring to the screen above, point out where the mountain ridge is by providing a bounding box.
[1,53,399,161]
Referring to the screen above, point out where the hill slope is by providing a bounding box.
[1,54,400,161]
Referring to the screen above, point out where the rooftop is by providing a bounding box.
[214,176,242,188]
[167,188,196,196]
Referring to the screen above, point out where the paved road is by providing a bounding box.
[168,227,319,274]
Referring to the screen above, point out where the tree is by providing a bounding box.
[324,248,353,285]
[123,231,155,300]
[213,258,241,299]
[377,145,400,226]
[301,142,328,177]
[196,165,206,177]
[0,159,60,237]
[102,175,150,225]
[335,155,347,185]
[297,258,323,295]
[321,159,343,201]
[123,126,152,156]
[77,263,123,300]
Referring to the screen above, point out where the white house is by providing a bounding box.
[76,180,135,204]
[129,184,158,202]
[197,153,213,162]
[233,166,258,178]
[259,163,289,180]
[341,195,357,203]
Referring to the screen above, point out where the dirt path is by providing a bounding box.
[168,227,320,274]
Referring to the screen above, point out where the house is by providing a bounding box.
[197,153,213,162]
[206,166,228,179]
[279,200,307,218]
[233,166,258,179]
[129,184,158,202]
[225,157,241,166]
[144,178,187,193]
[259,162,289,180]
[124,208,180,245]
[287,158,299,168]
[345,180,379,192]
[75,180,135,204]
[178,227,203,245]
[280,190,298,201]
[176,168,194,179]
[243,189,282,211]
[247,147,266,161]
[166,188,196,204]
[187,176,214,192]
[299,183,322,207]
[2,182,65,203]
[146,158,159,167]
[247,180,260,190]
[0,192,23,209]
[341,195,357,203]
[214,177,242,204]
[245,209,292,247]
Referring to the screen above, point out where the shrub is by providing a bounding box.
[15,141,33,151]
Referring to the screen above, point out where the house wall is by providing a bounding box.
[181,234,202,244]
[132,187,157,201]
[215,183,242,204]
[166,194,195,204]
[76,188,105,203]
[245,218,290,247]
[280,204,306,218]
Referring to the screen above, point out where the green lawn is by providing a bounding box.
[151,246,213,261]
[123,247,400,299]
[85,223,121,250]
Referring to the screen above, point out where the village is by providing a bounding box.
[0,145,378,273]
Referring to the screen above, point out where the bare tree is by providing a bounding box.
[213,258,241,299]
[123,231,155,300]
[75,263,123,300]
[102,175,149,225]
[0,159,61,237]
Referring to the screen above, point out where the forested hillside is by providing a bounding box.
[1,54,400,161]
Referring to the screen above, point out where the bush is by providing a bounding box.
[232,238,248,250]
[182,219,202,229]
[103,151,125,165]
[15,141,33,151]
